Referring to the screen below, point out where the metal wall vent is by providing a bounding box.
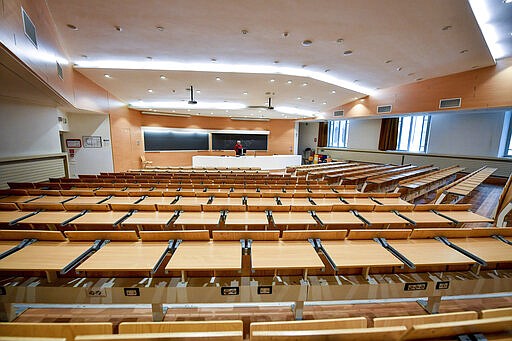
[439,98,461,109]
[377,105,392,114]
[333,110,344,117]
[21,7,37,48]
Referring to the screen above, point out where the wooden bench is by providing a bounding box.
[396,166,465,201]
[373,310,478,328]
[0,322,112,341]
[75,331,243,340]
[434,166,497,204]
[401,316,512,340]
[481,307,512,318]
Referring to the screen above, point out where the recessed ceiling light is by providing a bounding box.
[187,109,191,112]
[331,90,336,94]
[160,75,167,79]
[66,24,78,30]
[302,82,308,86]
[104,74,112,78]
[301,40,313,47]
[146,56,152,60]
[270,79,275,82]
[460,49,469,54]
[210,112,213,115]
[471,65,480,69]
[282,32,289,37]
[241,29,248,35]
[407,72,415,76]
[80,54,87,58]
[243,91,248,95]
[343,50,353,56]
[442,25,452,31]
[336,38,344,44]
[297,97,302,100]
[115,26,122,32]
[396,67,402,71]
[287,80,292,84]
[415,78,423,81]
[324,69,331,73]
[147,89,153,93]
[211,58,217,63]
[196,90,201,93]
[274,60,280,64]
[215,77,221,81]
[322,102,327,105]
[156,26,164,31]
[385,60,392,64]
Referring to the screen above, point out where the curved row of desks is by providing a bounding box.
[0,228,510,281]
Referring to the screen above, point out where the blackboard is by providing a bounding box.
[143,130,209,151]
[212,133,268,150]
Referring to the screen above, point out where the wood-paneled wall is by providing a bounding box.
[334,58,512,118]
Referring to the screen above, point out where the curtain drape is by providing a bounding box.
[378,118,399,151]
[317,122,328,147]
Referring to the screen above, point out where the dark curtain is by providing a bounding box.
[317,122,328,147]
[378,118,399,151]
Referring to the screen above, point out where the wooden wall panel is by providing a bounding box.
[335,58,512,118]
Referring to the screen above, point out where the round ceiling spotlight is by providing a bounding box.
[343,50,353,56]
[282,32,289,37]
[442,25,452,31]
[301,40,313,47]
[156,26,164,31]
[241,29,248,35]
[336,38,344,44]
[115,26,123,32]
[66,24,78,30]
[460,49,469,54]
[385,60,392,64]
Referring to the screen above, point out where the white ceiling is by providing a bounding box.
[45,0,505,119]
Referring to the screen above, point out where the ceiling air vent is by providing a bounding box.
[439,98,461,109]
[377,105,392,114]
[333,110,344,117]
[21,7,37,48]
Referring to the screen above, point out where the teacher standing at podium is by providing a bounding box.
[234,140,243,156]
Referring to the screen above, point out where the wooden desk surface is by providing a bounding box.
[280,198,313,206]
[450,238,512,263]
[387,239,475,266]
[0,211,34,223]
[175,197,209,204]
[312,198,344,206]
[104,197,139,204]
[211,198,243,205]
[76,241,169,271]
[321,240,403,268]
[140,197,173,205]
[251,241,324,270]
[224,211,268,226]
[30,196,73,204]
[271,212,317,225]
[17,211,80,225]
[165,241,241,271]
[72,211,128,225]
[437,211,493,223]
[0,196,38,203]
[246,198,278,205]
[66,196,108,204]
[174,212,221,226]
[0,241,19,254]
[315,212,364,226]
[122,211,174,225]
[399,211,453,224]
[344,198,375,205]
[0,241,93,271]
[357,212,409,225]
[375,198,412,205]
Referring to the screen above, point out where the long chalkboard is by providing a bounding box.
[144,130,209,151]
[212,133,268,151]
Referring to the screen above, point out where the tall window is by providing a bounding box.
[505,114,512,157]
[396,115,430,152]
[327,120,350,148]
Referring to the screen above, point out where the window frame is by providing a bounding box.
[504,114,512,157]
[326,120,350,148]
[396,115,431,153]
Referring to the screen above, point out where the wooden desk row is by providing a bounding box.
[361,165,438,192]
[0,205,493,232]
[434,166,497,204]
[0,228,510,282]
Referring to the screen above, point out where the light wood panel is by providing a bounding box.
[373,311,478,328]
[118,321,243,334]
[0,322,112,341]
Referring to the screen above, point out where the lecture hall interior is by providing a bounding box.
[0,0,512,340]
